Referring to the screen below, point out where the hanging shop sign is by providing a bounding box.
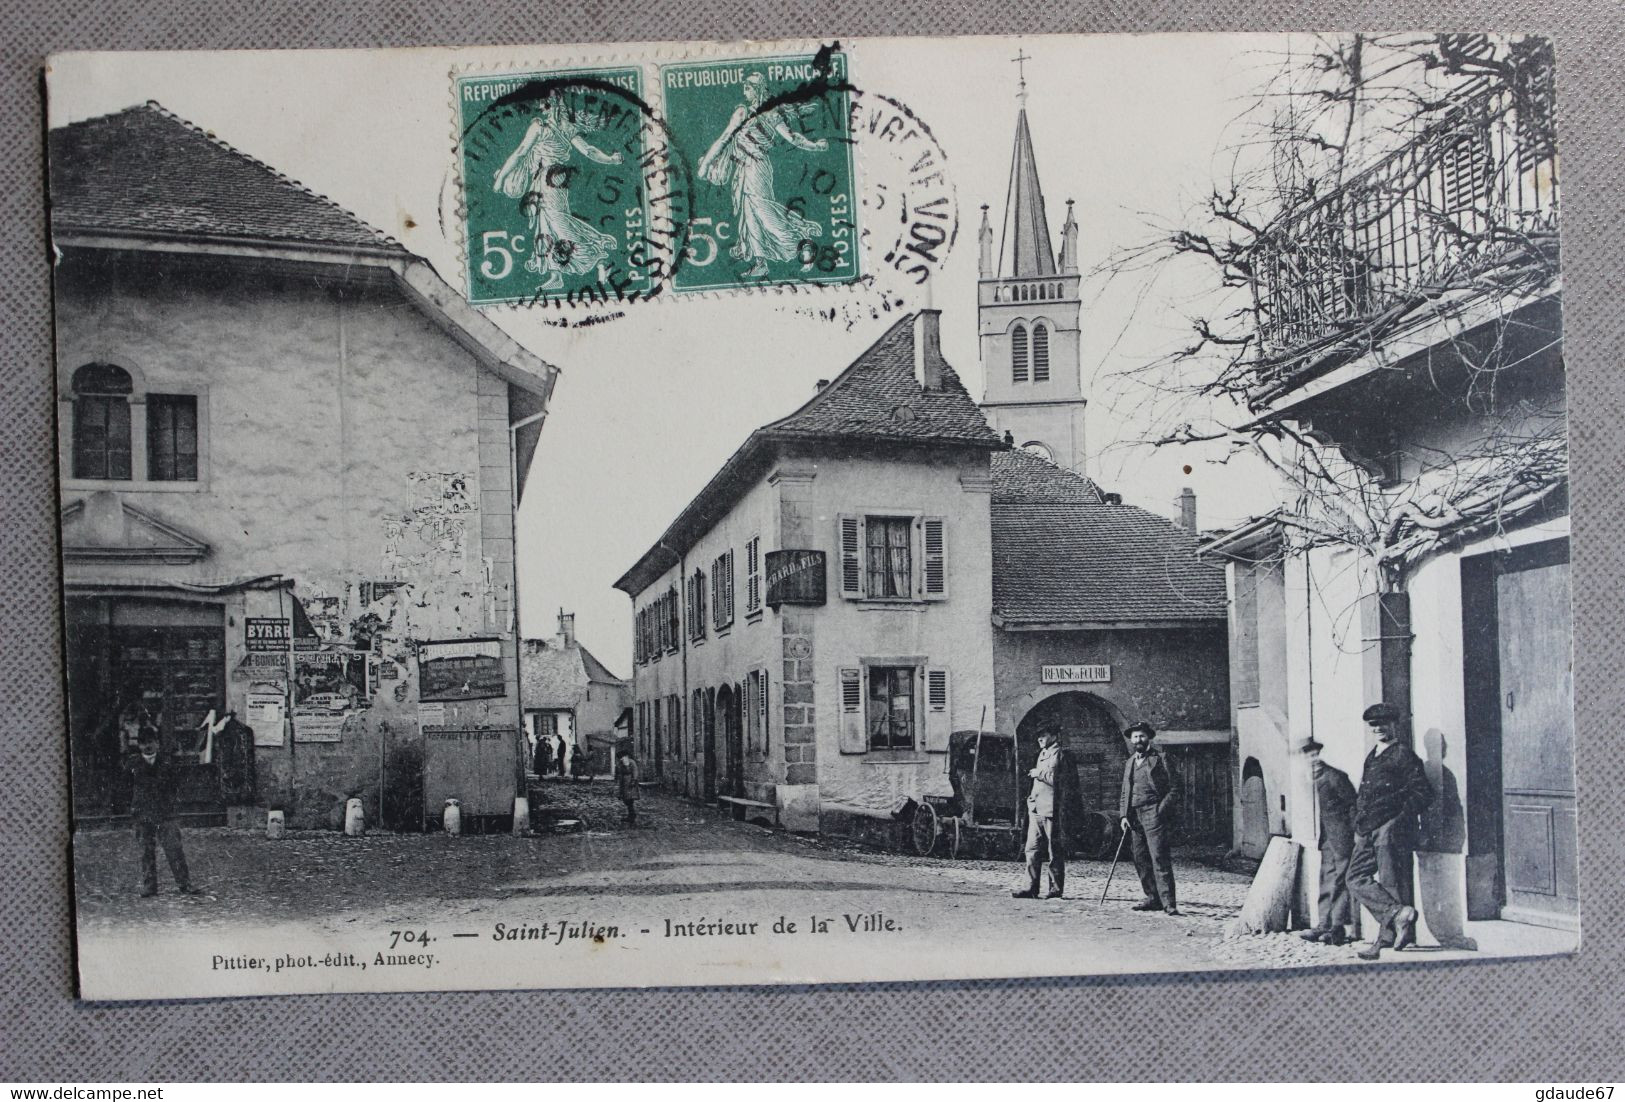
[417,638,506,702]
[1041,664,1112,684]
[766,549,827,608]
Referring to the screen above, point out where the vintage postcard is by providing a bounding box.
[46,33,1575,1001]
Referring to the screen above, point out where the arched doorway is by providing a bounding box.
[702,687,718,800]
[728,682,745,797]
[1240,757,1269,859]
[1016,692,1125,854]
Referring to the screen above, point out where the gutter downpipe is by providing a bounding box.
[509,406,549,796]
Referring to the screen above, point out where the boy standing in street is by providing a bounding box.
[128,723,203,897]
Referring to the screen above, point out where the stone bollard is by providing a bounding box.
[512,795,530,836]
[266,809,286,840]
[344,797,366,837]
[442,798,461,836]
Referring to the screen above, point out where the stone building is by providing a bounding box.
[616,309,1230,848]
[1201,52,1572,939]
[53,103,556,829]
[520,611,630,777]
[615,311,1004,837]
[988,452,1231,845]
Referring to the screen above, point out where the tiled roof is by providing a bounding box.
[991,449,1104,504]
[615,313,1004,595]
[763,315,1007,449]
[992,503,1227,624]
[49,102,406,253]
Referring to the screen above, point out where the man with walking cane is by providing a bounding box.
[1118,723,1179,915]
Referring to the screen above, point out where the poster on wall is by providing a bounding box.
[291,650,368,742]
[245,689,286,746]
[417,638,505,702]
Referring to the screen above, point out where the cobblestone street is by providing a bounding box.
[72,781,1569,996]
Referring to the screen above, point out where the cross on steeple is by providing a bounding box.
[1013,48,1032,102]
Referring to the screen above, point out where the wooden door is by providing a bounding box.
[1497,556,1578,926]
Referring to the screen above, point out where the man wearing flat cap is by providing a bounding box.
[1297,736,1358,946]
[1347,702,1433,960]
[1118,722,1179,915]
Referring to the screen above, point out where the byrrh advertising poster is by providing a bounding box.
[49,33,1576,1002]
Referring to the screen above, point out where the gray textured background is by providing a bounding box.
[3,1,1622,1082]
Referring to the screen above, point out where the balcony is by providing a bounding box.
[1251,75,1559,403]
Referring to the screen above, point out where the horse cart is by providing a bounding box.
[905,729,1122,860]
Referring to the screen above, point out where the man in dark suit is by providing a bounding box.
[1347,702,1433,960]
[1119,722,1179,915]
[1012,727,1073,899]
[1298,735,1358,945]
[128,724,202,897]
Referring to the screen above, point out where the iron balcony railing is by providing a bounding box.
[1251,76,1559,388]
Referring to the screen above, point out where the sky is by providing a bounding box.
[48,34,1295,673]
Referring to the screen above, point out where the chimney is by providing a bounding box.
[557,607,576,647]
[1178,487,1197,532]
[913,310,943,392]
[815,378,830,392]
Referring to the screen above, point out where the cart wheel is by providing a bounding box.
[909,802,940,857]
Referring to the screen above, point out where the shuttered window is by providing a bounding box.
[1011,323,1029,383]
[838,515,948,601]
[745,537,762,613]
[866,666,916,751]
[1032,324,1050,383]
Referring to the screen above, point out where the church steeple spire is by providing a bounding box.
[977,53,1089,477]
[999,71,1057,279]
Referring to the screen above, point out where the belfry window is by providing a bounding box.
[1011,323,1030,383]
[1032,323,1051,383]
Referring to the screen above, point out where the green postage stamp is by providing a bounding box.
[455,66,656,307]
[662,50,860,293]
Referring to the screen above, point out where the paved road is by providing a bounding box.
[71,780,1561,999]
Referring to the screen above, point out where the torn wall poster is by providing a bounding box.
[417,638,505,702]
[48,34,1576,1002]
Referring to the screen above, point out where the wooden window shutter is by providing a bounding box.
[924,667,952,752]
[921,517,947,599]
[747,537,761,611]
[838,667,866,753]
[838,515,863,598]
[728,549,736,623]
[758,668,769,755]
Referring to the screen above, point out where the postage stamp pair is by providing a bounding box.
[455,49,859,306]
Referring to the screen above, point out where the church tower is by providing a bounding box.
[978,65,1086,474]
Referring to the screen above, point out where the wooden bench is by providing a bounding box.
[716,795,779,825]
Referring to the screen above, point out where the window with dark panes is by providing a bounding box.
[72,363,133,480]
[147,394,199,481]
[864,516,912,598]
[867,665,916,751]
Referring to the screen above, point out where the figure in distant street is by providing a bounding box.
[1347,702,1434,960]
[532,731,553,778]
[615,744,641,825]
[128,721,203,898]
[1298,736,1358,946]
[555,733,568,777]
[1118,722,1179,915]
[696,71,829,279]
[1013,726,1073,899]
